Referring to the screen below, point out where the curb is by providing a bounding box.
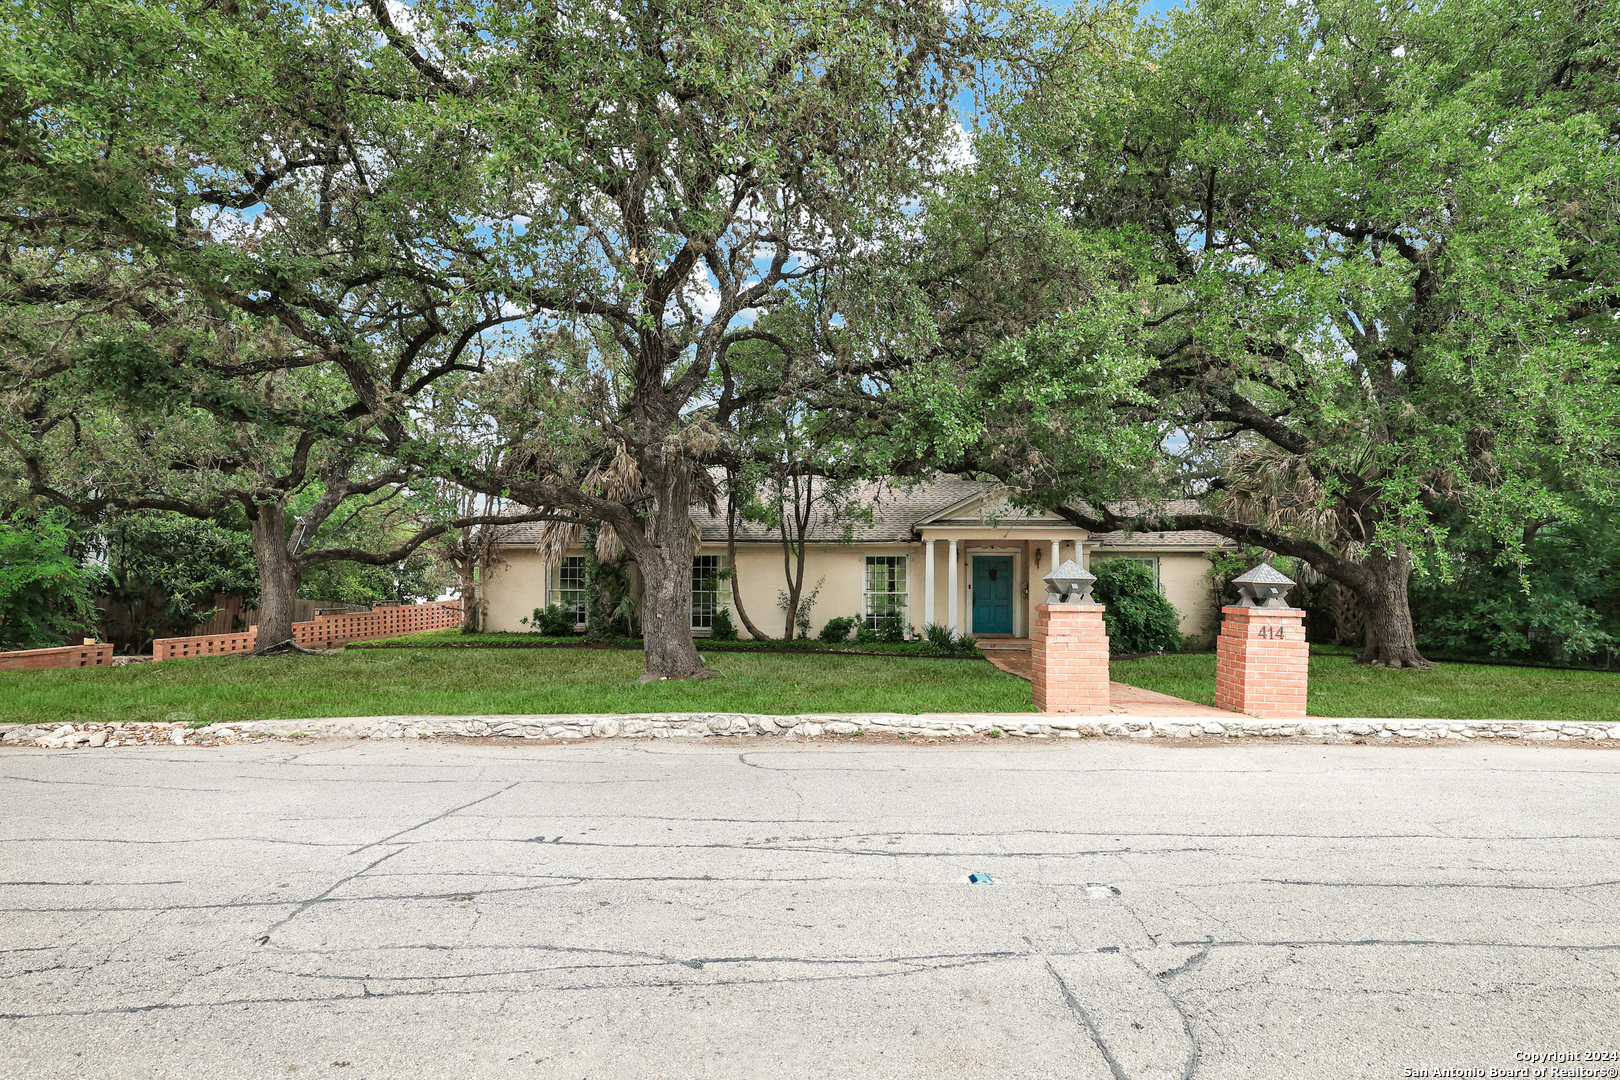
[6,715,1619,747]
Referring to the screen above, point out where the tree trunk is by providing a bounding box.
[456,557,479,633]
[1355,545,1430,668]
[725,496,770,641]
[249,505,301,655]
[781,532,803,640]
[779,482,812,640]
[622,471,712,682]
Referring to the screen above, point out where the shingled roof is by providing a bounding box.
[1093,529,1232,549]
[492,477,1231,549]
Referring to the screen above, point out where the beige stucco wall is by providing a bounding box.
[1160,554,1218,642]
[716,542,918,639]
[482,549,550,633]
[483,541,1218,642]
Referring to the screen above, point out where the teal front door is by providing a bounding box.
[972,556,1015,635]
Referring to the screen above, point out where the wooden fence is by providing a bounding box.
[152,601,462,661]
[0,643,116,672]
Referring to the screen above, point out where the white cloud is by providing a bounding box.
[940,123,977,170]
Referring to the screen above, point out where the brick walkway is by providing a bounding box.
[978,639,1231,718]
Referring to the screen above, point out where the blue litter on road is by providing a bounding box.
[968,873,994,884]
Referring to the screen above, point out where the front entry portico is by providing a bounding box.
[915,490,1092,638]
[971,555,1015,635]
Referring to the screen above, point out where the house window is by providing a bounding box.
[692,555,720,630]
[864,555,908,629]
[556,557,587,626]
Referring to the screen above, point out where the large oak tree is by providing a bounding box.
[888,0,1620,666]
[3,0,986,678]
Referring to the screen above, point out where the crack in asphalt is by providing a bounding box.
[260,849,405,942]
[266,948,1022,982]
[1259,877,1620,891]
[1156,945,1212,981]
[1166,938,1620,952]
[347,783,520,854]
[531,837,1221,859]
[0,836,354,847]
[0,881,184,887]
[1124,948,1201,1080]
[1045,958,1130,1080]
[0,952,1021,1020]
[6,826,1620,849]
[0,775,229,791]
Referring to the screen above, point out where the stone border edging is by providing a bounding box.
[6,714,1618,747]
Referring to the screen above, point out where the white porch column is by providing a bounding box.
[1051,540,1060,574]
[924,540,936,627]
[947,539,960,634]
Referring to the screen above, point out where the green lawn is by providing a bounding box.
[1111,651,1620,723]
[12,641,1615,728]
[0,648,1035,726]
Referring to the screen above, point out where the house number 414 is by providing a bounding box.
[1254,625,1288,639]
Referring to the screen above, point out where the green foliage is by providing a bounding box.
[0,516,103,650]
[522,604,579,637]
[921,622,983,654]
[299,554,440,609]
[0,0,987,684]
[886,0,1620,667]
[96,511,258,653]
[582,544,638,641]
[819,615,857,644]
[855,615,907,644]
[81,340,189,413]
[777,578,823,640]
[1412,508,1620,666]
[709,607,738,642]
[1093,559,1183,656]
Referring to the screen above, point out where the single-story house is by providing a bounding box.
[482,477,1232,642]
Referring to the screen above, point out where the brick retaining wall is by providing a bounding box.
[152,601,461,661]
[0,643,116,672]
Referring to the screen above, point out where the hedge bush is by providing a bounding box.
[1093,560,1183,655]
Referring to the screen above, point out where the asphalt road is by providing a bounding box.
[2,739,1617,1080]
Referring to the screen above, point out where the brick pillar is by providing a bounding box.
[1216,606,1309,718]
[1032,603,1111,713]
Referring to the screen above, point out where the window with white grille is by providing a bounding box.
[556,557,588,626]
[864,556,908,629]
[691,556,720,630]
